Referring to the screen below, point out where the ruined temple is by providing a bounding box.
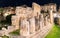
[11,2,54,38]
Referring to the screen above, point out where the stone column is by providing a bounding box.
[29,17,35,34]
[41,14,44,27]
[40,14,44,29]
[20,19,30,36]
[49,10,54,24]
[50,10,54,24]
[35,16,40,31]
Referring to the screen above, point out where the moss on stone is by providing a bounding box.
[9,29,20,35]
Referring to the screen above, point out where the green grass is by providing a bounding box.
[45,24,60,38]
[9,29,20,35]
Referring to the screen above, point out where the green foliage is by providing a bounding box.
[9,29,20,35]
[45,24,60,38]
[0,8,3,13]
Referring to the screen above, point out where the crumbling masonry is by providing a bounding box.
[11,3,54,38]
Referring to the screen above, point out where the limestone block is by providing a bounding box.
[32,2,41,16]
[12,15,20,29]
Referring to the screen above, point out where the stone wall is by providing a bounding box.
[0,2,54,38]
[10,2,54,38]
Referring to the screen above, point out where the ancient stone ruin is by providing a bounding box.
[11,3,54,38]
[0,2,55,38]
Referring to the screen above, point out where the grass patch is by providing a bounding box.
[9,29,20,35]
[45,24,60,38]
